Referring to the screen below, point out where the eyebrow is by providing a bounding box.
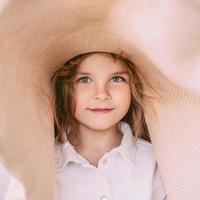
[76,70,129,76]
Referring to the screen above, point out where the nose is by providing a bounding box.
[93,83,111,101]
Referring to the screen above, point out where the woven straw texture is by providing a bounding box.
[0,1,200,199]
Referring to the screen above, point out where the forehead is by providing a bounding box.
[77,53,129,73]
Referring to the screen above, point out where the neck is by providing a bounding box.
[74,123,123,166]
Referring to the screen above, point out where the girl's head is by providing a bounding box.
[51,52,150,144]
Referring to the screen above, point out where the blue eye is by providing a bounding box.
[76,76,92,83]
[110,76,125,82]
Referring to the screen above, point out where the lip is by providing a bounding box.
[87,108,114,114]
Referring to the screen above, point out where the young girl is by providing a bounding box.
[4,52,166,200]
[52,51,166,200]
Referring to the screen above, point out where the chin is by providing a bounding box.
[82,121,117,131]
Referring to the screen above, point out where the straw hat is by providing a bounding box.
[0,1,200,199]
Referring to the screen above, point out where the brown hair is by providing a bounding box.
[50,52,151,145]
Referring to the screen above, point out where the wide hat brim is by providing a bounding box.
[0,1,200,199]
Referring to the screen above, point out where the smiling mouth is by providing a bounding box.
[87,108,114,114]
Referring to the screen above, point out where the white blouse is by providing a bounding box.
[4,122,167,200]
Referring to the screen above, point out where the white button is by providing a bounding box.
[100,195,109,200]
[102,159,108,164]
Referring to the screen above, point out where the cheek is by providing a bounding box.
[112,86,131,107]
[74,88,89,107]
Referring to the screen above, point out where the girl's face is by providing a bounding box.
[74,53,131,131]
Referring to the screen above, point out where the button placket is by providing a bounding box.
[100,195,109,200]
[95,172,112,200]
[102,158,108,165]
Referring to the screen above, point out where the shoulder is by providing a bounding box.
[54,139,62,153]
[54,140,64,171]
[135,137,154,153]
[54,139,71,172]
[133,138,157,168]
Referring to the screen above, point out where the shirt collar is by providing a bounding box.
[55,121,137,172]
[55,139,90,172]
[116,121,137,166]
